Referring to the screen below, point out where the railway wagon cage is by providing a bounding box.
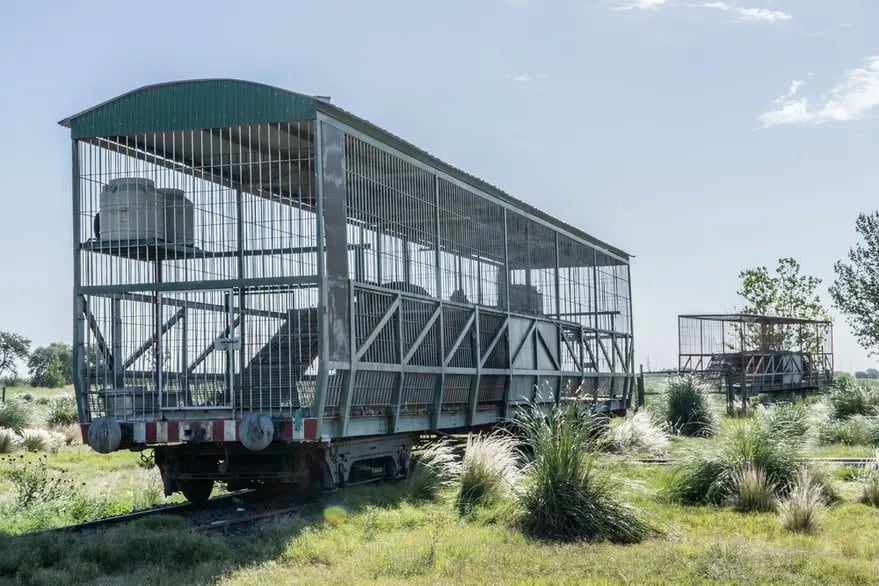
[60,79,635,491]
[678,313,833,412]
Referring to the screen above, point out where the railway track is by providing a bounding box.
[34,490,256,535]
[631,457,878,465]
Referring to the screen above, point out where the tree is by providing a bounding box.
[737,258,828,350]
[830,212,879,355]
[867,368,879,379]
[0,332,31,382]
[28,343,73,388]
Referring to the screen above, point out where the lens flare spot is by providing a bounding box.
[323,505,348,525]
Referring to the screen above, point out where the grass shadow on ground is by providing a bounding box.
[0,481,413,584]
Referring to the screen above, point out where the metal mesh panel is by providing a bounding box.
[477,376,506,404]
[401,374,437,407]
[345,136,437,294]
[442,374,471,406]
[351,371,396,410]
[75,122,318,423]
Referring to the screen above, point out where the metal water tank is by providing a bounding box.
[158,188,195,245]
[99,178,164,241]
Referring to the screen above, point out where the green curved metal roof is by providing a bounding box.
[61,79,630,260]
[59,79,318,138]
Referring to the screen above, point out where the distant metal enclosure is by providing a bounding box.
[678,314,833,398]
[62,80,635,442]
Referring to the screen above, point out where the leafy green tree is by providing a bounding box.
[737,258,828,351]
[830,212,879,355]
[0,332,31,382]
[28,343,73,388]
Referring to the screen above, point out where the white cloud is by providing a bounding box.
[510,73,549,82]
[694,2,792,22]
[759,57,879,127]
[612,0,668,11]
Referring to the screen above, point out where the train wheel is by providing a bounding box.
[181,479,214,505]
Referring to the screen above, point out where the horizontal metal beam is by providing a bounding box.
[79,276,318,295]
[92,291,288,320]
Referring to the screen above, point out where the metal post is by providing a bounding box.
[236,188,246,416]
[71,139,86,422]
[312,117,328,438]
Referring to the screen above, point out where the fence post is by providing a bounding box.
[1,386,5,403]
[636,364,645,411]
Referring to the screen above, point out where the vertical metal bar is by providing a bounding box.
[392,294,405,432]
[112,295,123,389]
[72,139,86,422]
[312,117,329,438]
[434,175,442,300]
[341,284,356,435]
[467,305,481,426]
[180,305,188,405]
[501,209,512,418]
[236,188,245,416]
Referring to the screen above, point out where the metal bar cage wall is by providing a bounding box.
[67,81,635,439]
[678,314,833,394]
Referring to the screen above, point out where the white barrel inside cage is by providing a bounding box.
[158,188,195,245]
[99,178,164,241]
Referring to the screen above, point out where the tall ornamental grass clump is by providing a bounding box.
[856,452,879,508]
[456,432,519,514]
[818,416,879,447]
[0,428,17,453]
[406,439,460,502]
[515,404,657,543]
[0,401,30,435]
[757,402,810,439]
[664,418,832,507]
[728,464,775,513]
[664,375,714,437]
[777,470,826,533]
[607,410,670,457]
[829,378,879,419]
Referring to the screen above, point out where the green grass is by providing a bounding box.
[2,480,878,585]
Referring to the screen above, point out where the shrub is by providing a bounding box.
[607,410,670,456]
[47,397,78,427]
[0,455,77,508]
[777,470,826,532]
[0,428,17,454]
[818,416,879,446]
[856,452,879,508]
[59,424,81,446]
[829,378,878,419]
[664,375,714,437]
[728,465,775,513]
[17,393,34,403]
[664,418,831,506]
[19,429,62,453]
[515,404,658,543]
[0,401,30,434]
[407,439,460,502]
[757,402,809,439]
[456,432,518,514]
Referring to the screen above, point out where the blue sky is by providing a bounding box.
[1,0,878,371]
